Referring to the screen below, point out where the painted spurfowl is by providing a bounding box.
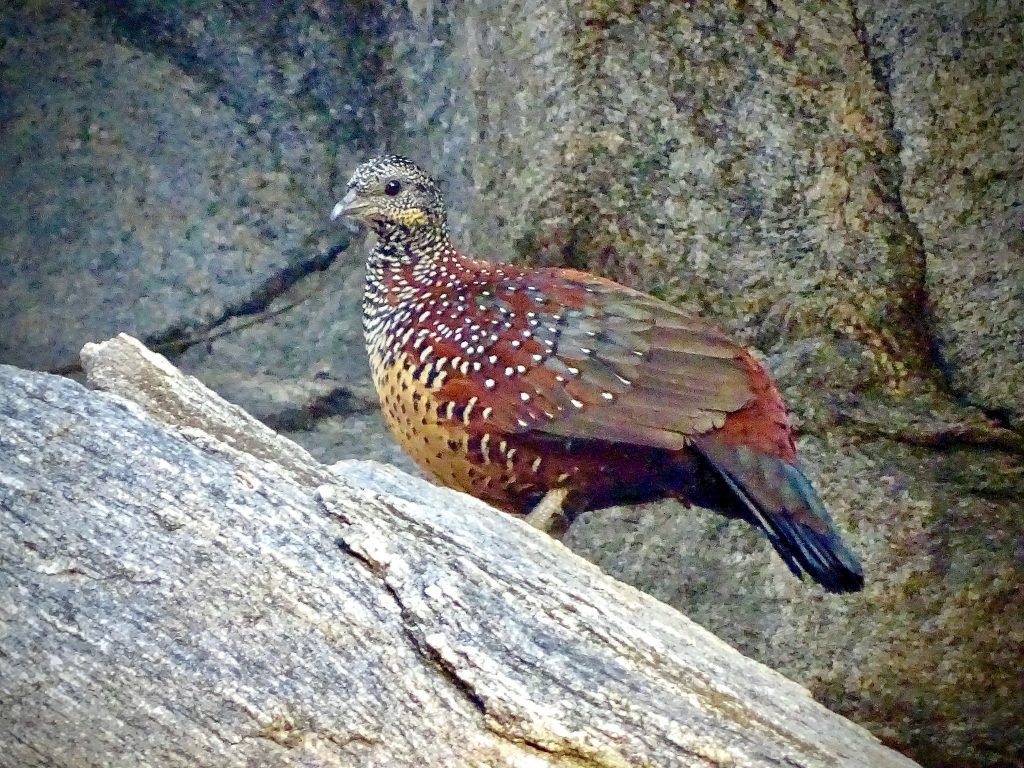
[332,155,864,593]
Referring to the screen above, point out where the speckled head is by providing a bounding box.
[332,155,447,234]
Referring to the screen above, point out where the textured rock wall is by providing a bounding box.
[0,0,405,463]
[0,2,1021,766]
[0,2,345,371]
[856,0,1024,427]
[386,1,933,389]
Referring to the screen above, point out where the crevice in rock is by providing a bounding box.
[971,402,1021,436]
[847,1,952,392]
[873,424,1024,455]
[417,636,491,720]
[327,499,663,768]
[48,239,350,376]
[813,414,1024,456]
[329,519,490,721]
[325,499,590,756]
[261,386,379,432]
[148,239,352,357]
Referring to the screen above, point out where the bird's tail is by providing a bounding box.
[691,437,864,593]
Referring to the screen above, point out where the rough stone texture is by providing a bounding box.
[0,2,343,372]
[857,0,1024,428]
[0,338,920,768]
[1,2,1022,767]
[563,429,1024,765]
[379,0,575,268]
[0,0,377,449]
[385,1,932,392]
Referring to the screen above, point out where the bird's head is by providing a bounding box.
[331,155,446,236]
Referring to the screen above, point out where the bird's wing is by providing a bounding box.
[435,268,756,451]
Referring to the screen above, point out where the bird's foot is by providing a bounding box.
[524,487,570,536]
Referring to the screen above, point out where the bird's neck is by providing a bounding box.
[362,222,472,370]
[364,221,463,312]
[370,218,449,258]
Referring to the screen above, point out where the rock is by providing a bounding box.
[563,428,1024,768]
[386,1,934,390]
[0,2,347,373]
[856,0,1024,427]
[0,337,920,767]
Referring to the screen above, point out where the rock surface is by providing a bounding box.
[0,2,343,373]
[0,2,1021,766]
[0,336,921,768]
[857,0,1024,427]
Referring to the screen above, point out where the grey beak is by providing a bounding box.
[330,188,359,221]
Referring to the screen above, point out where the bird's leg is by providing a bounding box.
[524,487,570,535]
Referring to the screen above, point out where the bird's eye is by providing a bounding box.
[384,180,402,196]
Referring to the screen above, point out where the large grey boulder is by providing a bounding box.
[0,336,920,768]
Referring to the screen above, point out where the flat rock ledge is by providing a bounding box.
[0,334,919,768]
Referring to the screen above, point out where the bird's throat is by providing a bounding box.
[367,216,454,277]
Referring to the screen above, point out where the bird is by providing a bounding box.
[331,155,864,593]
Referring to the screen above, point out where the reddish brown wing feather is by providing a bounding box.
[706,350,797,462]
[436,266,777,452]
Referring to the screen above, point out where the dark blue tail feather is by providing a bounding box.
[693,439,864,593]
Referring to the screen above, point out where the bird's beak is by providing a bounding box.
[330,188,372,221]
